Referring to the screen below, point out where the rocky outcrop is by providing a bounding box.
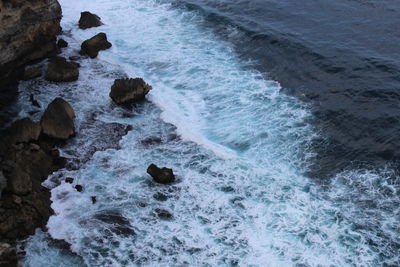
[110,78,152,105]
[81,33,112,58]
[0,0,62,86]
[22,67,41,81]
[41,98,76,140]
[147,164,175,184]
[79,11,103,29]
[45,56,79,82]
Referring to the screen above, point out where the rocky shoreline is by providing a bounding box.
[0,2,169,265]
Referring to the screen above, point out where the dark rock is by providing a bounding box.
[81,33,111,58]
[41,98,75,140]
[22,67,41,80]
[8,169,32,195]
[0,171,6,197]
[110,78,152,105]
[91,196,96,204]
[29,94,40,108]
[69,56,80,61]
[79,11,103,29]
[147,164,175,184]
[75,185,83,192]
[153,192,168,201]
[65,177,74,184]
[0,0,62,87]
[45,56,79,82]
[0,243,17,267]
[154,208,173,219]
[6,118,41,144]
[94,212,135,236]
[57,38,68,48]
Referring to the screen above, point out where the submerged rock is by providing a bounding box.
[45,57,79,82]
[41,98,75,140]
[57,39,68,48]
[154,208,173,219]
[109,78,152,105]
[79,11,103,29]
[22,67,41,80]
[147,164,175,184]
[81,33,111,58]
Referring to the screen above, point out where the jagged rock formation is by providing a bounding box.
[79,11,103,29]
[0,0,62,85]
[110,78,152,105]
[81,32,112,58]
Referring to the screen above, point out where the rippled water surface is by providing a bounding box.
[19,0,400,266]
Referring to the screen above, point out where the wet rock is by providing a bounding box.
[94,212,135,236]
[0,243,17,267]
[69,56,80,61]
[22,67,41,80]
[57,38,68,48]
[65,177,74,184]
[81,33,111,58]
[6,118,41,144]
[41,98,75,140]
[79,11,103,29]
[0,171,6,197]
[147,164,175,184]
[45,56,79,82]
[30,94,40,108]
[8,169,32,195]
[153,192,168,201]
[74,185,83,192]
[110,78,152,105]
[91,196,96,204]
[154,208,173,219]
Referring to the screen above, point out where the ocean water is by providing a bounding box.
[17,0,400,266]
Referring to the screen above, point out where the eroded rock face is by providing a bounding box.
[81,33,112,58]
[45,56,79,82]
[79,11,103,29]
[0,0,62,85]
[41,98,76,140]
[110,78,152,105]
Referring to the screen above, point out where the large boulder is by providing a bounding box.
[6,118,41,144]
[81,33,112,58]
[147,164,175,184]
[110,78,152,105]
[45,57,79,82]
[79,11,103,29]
[41,98,75,140]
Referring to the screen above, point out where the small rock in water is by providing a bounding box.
[75,185,83,192]
[57,39,68,48]
[65,177,74,183]
[109,78,152,105]
[22,67,41,80]
[91,196,96,204]
[29,94,40,108]
[79,11,103,29]
[153,192,168,201]
[154,208,173,219]
[81,33,111,58]
[45,56,79,82]
[147,164,175,184]
[69,56,80,61]
[41,98,75,140]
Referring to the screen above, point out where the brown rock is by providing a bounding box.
[110,78,152,105]
[81,33,112,58]
[6,118,41,144]
[8,168,32,195]
[45,57,79,82]
[65,177,74,184]
[0,243,17,267]
[22,67,41,80]
[147,164,175,184]
[41,98,75,140]
[79,11,103,29]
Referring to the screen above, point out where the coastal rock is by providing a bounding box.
[30,94,41,108]
[79,11,103,29]
[0,243,17,267]
[22,67,41,80]
[154,208,173,219]
[0,0,62,85]
[6,118,41,144]
[147,164,175,184]
[57,39,68,48]
[8,169,32,195]
[41,98,76,140]
[81,33,112,58]
[45,57,79,82]
[0,171,6,198]
[65,177,74,184]
[75,185,83,192]
[110,78,152,105]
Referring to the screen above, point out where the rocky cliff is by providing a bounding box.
[0,0,62,82]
